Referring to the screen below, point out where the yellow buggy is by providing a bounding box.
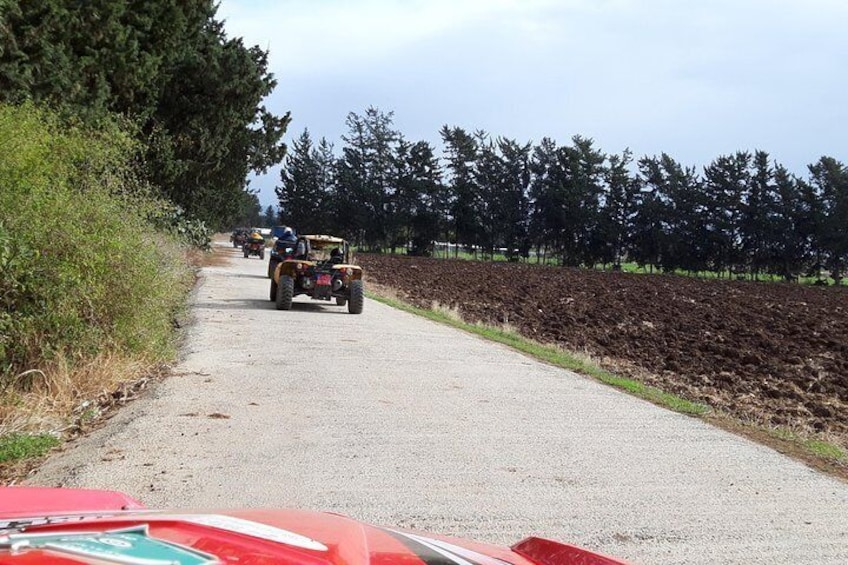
[269,235,364,314]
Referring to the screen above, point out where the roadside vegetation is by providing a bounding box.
[0,434,60,466]
[0,0,291,477]
[0,103,194,471]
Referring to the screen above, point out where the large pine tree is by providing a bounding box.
[276,130,339,235]
[440,126,481,257]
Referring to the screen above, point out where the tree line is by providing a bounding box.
[0,0,289,230]
[277,107,848,283]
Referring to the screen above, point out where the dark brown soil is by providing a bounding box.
[359,254,848,451]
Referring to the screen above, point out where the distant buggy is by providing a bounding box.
[243,231,265,259]
[269,234,364,314]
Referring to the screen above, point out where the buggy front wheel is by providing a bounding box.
[276,275,294,310]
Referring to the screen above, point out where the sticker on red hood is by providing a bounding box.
[168,514,329,552]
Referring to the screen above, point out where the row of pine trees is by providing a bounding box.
[278,108,847,282]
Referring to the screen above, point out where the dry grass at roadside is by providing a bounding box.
[430,301,464,322]
[0,352,168,483]
[0,353,156,432]
[187,243,232,268]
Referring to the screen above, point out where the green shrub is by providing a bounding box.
[0,103,192,381]
[0,433,60,463]
[146,200,212,250]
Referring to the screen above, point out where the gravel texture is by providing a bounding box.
[29,244,848,565]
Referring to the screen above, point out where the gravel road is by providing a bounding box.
[30,243,848,564]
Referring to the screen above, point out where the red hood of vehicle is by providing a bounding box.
[0,487,631,565]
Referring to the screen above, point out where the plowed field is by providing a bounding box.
[359,254,848,449]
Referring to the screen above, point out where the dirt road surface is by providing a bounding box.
[30,244,848,565]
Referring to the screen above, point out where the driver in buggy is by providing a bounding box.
[328,247,344,265]
[275,229,298,260]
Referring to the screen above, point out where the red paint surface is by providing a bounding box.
[0,488,631,565]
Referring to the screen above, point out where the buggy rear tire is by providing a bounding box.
[270,280,277,302]
[276,275,294,310]
[243,249,248,258]
[347,279,364,314]
[259,248,265,260]
[335,296,347,307]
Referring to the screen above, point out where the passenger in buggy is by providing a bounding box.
[295,237,309,260]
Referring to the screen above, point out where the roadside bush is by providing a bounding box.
[0,103,193,398]
[146,200,212,250]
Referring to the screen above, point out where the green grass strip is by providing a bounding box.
[770,429,846,464]
[805,440,846,461]
[367,291,708,416]
[0,433,60,464]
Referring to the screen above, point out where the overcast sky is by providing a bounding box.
[216,0,847,208]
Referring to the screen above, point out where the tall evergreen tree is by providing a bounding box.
[702,152,751,274]
[768,165,810,280]
[391,139,443,254]
[474,134,500,258]
[440,126,480,256]
[149,23,289,229]
[528,136,606,266]
[489,137,531,260]
[739,151,777,277]
[232,190,262,228]
[335,107,399,248]
[313,137,338,233]
[664,155,707,272]
[598,150,640,267]
[276,129,329,234]
[387,136,414,252]
[528,138,563,262]
[263,205,276,227]
[808,156,848,283]
[632,156,667,270]
[561,136,606,266]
